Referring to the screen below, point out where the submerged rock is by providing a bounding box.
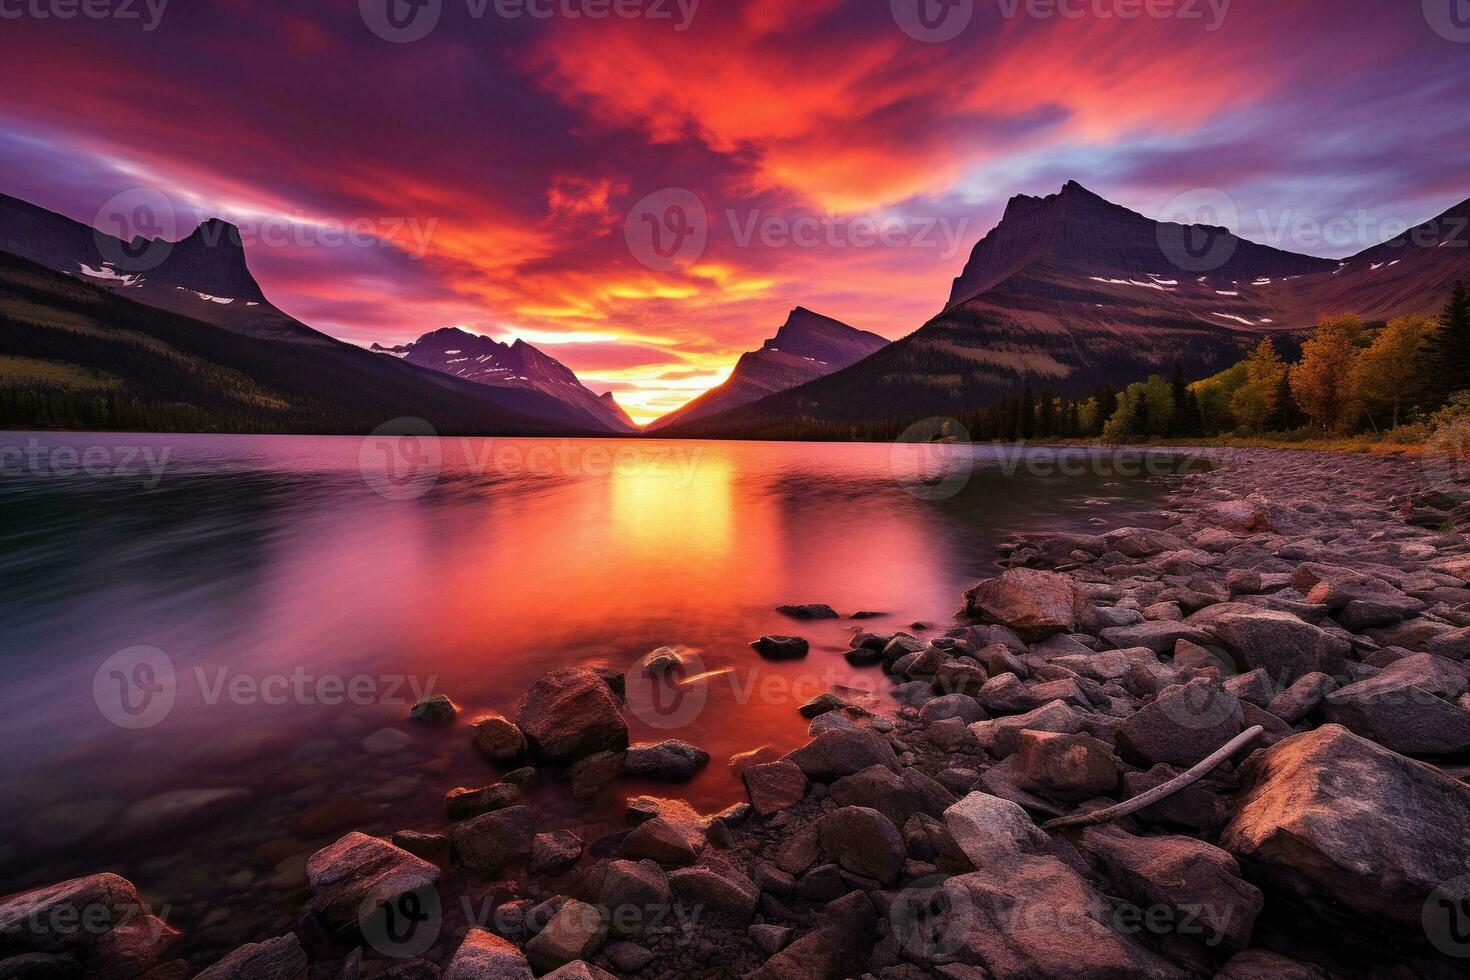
[750,635,810,659]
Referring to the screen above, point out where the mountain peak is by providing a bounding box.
[948,181,1334,306]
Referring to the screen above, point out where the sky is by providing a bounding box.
[2,0,1469,423]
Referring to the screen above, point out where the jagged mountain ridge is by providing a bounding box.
[666,182,1470,437]
[648,307,888,431]
[372,326,636,432]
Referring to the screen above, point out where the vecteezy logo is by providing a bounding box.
[93,188,178,274]
[93,646,176,729]
[360,0,442,42]
[892,0,973,42]
[624,189,708,272]
[1156,187,1241,274]
[1424,875,1470,957]
[889,875,976,959]
[360,881,441,958]
[624,648,710,730]
[891,418,974,500]
[1425,0,1470,42]
[359,417,443,500]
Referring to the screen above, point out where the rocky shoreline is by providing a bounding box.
[6,447,1470,979]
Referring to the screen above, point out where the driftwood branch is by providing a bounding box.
[1041,725,1265,831]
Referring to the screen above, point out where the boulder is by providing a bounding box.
[526,901,606,973]
[969,700,1087,758]
[1078,825,1262,951]
[917,693,985,725]
[531,831,585,874]
[445,783,521,821]
[514,668,629,763]
[1214,949,1328,979]
[782,729,900,782]
[1221,668,1278,708]
[1103,526,1193,556]
[451,806,537,875]
[409,693,458,723]
[814,806,905,886]
[937,860,1189,978]
[1265,672,1338,724]
[1220,724,1470,935]
[1099,620,1212,654]
[470,714,527,762]
[751,635,809,659]
[1208,611,1352,686]
[745,891,876,980]
[193,935,308,980]
[566,750,625,800]
[623,740,710,781]
[598,860,671,932]
[541,963,619,980]
[305,833,440,937]
[0,873,170,976]
[669,863,760,920]
[830,765,917,827]
[1014,730,1119,802]
[1116,678,1244,768]
[964,569,1079,641]
[777,603,840,619]
[742,760,809,815]
[638,646,688,673]
[942,792,1048,868]
[621,816,698,867]
[443,929,534,980]
[1322,660,1470,756]
[797,693,850,718]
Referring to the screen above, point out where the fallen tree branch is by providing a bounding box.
[1041,725,1265,831]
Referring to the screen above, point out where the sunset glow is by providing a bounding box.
[2,0,1467,422]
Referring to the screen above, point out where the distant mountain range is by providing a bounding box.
[0,194,632,435]
[2,182,1466,439]
[372,327,636,433]
[646,307,887,431]
[663,181,1470,438]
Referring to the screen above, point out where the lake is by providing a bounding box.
[0,431,1196,959]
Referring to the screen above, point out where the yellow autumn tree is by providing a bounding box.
[1291,314,1363,432]
[1350,314,1435,428]
[1230,337,1287,432]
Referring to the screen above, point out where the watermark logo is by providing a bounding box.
[889,875,978,959]
[359,417,443,500]
[625,188,708,272]
[891,418,974,500]
[93,646,176,729]
[625,647,710,730]
[93,187,178,273]
[360,881,442,958]
[1155,676,1245,733]
[892,0,973,42]
[1425,0,1470,42]
[1156,188,1240,273]
[360,0,442,42]
[995,0,1230,31]
[1425,874,1470,957]
[0,0,170,31]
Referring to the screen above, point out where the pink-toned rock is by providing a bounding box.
[742,760,808,815]
[514,667,629,762]
[305,832,440,937]
[964,568,1079,641]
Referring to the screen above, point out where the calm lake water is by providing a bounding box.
[0,431,1195,959]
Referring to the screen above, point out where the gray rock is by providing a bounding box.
[964,568,1079,641]
[782,729,900,782]
[1208,610,1352,687]
[1014,730,1119,802]
[742,760,808,815]
[1221,724,1470,936]
[442,929,534,980]
[669,863,760,920]
[623,740,710,781]
[445,782,521,821]
[598,860,671,933]
[470,714,527,762]
[193,935,308,980]
[751,635,809,659]
[776,603,840,619]
[305,833,440,940]
[451,806,536,875]
[531,831,584,874]
[526,901,606,973]
[917,693,984,725]
[1117,678,1245,768]
[814,806,905,886]
[1266,672,1339,724]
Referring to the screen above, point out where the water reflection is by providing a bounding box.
[0,431,1195,960]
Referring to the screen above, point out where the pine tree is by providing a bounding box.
[1426,282,1470,408]
[1169,361,1189,436]
[1021,385,1035,440]
[1265,370,1301,431]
